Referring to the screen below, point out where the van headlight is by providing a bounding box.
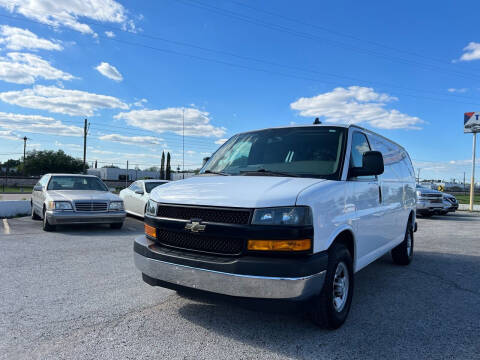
[109,201,124,211]
[146,199,157,216]
[251,206,312,226]
[416,191,422,197]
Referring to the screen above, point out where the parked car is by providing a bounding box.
[119,180,169,217]
[415,184,444,217]
[134,124,417,329]
[440,193,459,214]
[31,174,126,231]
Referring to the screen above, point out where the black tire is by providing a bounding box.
[42,208,56,232]
[110,222,123,229]
[31,202,40,220]
[309,243,354,329]
[391,221,414,265]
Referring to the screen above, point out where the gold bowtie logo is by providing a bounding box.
[185,221,206,233]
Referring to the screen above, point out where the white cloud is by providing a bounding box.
[0,25,62,51]
[290,86,424,130]
[133,98,147,107]
[104,31,115,38]
[95,62,123,81]
[0,52,74,84]
[0,129,19,141]
[458,42,480,62]
[0,112,83,136]
[0,85,129,116]
[0,0,131,36]
[214,138,228,145]
[114,107,226,137]
[99,133,164,145]
[447,88,468,93]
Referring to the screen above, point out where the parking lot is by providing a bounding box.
[1,213,479,360]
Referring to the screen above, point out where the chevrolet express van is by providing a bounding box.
[134,124,417,329]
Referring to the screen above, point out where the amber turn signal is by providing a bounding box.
[144,224,156,238]
[247,239,311,251]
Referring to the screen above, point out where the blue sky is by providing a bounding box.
[0,0,479,181]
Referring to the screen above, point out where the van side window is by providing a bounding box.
[350,132,375,180]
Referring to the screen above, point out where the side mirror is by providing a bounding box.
[349,151,384,177]
[135,189,144,195]
[202,157,210,166]
[33,185,43,191]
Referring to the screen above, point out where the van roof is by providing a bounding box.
[236,124,407,152]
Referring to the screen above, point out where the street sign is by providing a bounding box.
[464,112,480,133]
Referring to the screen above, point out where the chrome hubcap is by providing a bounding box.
[332,261,349,312]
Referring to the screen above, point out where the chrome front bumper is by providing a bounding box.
[134,238,326,300]
[46,210,126,225]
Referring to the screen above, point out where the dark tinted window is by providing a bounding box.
[145,182,167,193]
[202,127,346,179]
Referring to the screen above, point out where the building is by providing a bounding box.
[87,167,195,181]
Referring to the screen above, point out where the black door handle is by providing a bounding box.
[378,185,382,204]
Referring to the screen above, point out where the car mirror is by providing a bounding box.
[349,151,384,177]
[33,185,43,191]
[135,189,144,195]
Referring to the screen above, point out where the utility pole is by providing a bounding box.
[416,168,421,183]
[464,172,466,195]
[82,118,89,174]
[23,136,27,176]
[469,133,477,211]
[182,107,185,179]
[126,160,129,189]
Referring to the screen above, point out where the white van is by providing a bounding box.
[134,124,417,329]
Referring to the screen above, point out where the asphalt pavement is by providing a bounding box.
[1,213,479,359]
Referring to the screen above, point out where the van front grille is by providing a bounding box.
[155,229,244,255]
[75,201,108,212]
[156,205,251,225]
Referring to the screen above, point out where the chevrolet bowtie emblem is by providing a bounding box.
[185,221,206,233]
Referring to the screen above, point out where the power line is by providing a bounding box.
[1,11,480,105]
[176,0,480,81]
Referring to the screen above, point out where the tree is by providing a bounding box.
[145,166,159,172]
[102,164,119,168]
[160,151,165,180]
[166,152,171,180]
[21,150,85,176]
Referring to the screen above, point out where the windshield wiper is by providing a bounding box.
[240,169,300,177]
[202,170,230,176]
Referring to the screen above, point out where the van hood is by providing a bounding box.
[150,175,326,208]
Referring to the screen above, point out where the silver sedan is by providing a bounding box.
[31,174,126,231]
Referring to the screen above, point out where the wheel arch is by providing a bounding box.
[326,226,356,271]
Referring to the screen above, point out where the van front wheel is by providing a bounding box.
[308,243,354,329]
[391,223,414,265]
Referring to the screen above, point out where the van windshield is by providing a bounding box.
[201,127,346,179]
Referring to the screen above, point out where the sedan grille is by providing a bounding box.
[155,229,244,255]
[156,205,251,225]
[422,193,442,198]
[75,201,108,212]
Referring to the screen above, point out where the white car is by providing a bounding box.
[134,124,416,329]
[119,180,169,217]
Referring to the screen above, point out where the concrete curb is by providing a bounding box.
[458,204,480,212]
[0,200,31,218]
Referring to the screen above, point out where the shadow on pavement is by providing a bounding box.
[176,251,479,359]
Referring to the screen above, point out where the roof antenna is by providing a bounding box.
[313,117,321,125]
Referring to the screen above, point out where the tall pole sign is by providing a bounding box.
[464,112,480,211]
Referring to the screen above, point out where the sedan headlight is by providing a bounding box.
[109,201,124,211]
[145,199,157,216]
[416,191,422,197]
[48,201,73,211]
[251,206,312,226]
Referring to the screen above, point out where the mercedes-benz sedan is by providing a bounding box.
[31,174,126,231]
